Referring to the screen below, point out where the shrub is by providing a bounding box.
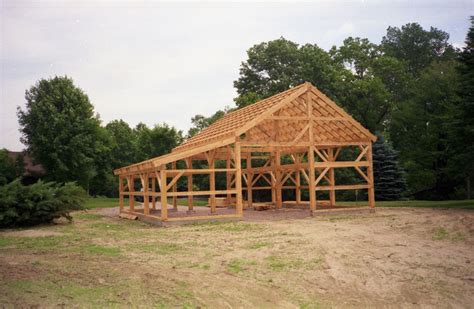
[0,180,86,227]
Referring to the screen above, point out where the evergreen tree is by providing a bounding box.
[372,135,407,200]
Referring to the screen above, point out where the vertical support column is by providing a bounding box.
[295,154,301,205]
[172,161,178,211]
[306,85,316,214]
[185,158,194,213]
[152,176,156,210]
[160,169,168,220]
[119,176,124,212]
[143,174,149,216]
[128,176,134,212]
[275,149,282,209]
[367,143,375,209]
[226,150,232,204]
[308,147,316,214]
[235,141,243,216]
[270,153,276,204]
[208,152,216,214]
[328,148,336,207]
[246,155,253,208]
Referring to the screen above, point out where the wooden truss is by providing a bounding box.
[114,82,377,223]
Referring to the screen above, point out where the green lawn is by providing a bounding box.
[85,197,474,210]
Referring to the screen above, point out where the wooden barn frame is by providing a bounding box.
[114,82,376,224]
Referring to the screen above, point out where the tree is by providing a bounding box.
[17,76,108,191]
[187,110,227,137]
[372,135,407,200]
[381,23,456,75]
[330,37,394,132]
[105,120,138,169]
[389,60,460,199]
[135,123,183,161]
[451,16,474,199]
[0,149,24,185]
[234,38,345,102]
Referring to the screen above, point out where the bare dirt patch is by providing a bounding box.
[0,207,473,307]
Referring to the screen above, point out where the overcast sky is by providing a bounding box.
[1,0,472,151]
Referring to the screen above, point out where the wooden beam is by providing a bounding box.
[167,190,237,197]
[367,143,375,209]
[246,155,253,208]
[127,176,134,211]
[208,151,216,214]
[295,154,301,205]
[271,154,276,204]
[143,174,149,215]
[151,176,156,210]
[226,149,232,203]
[172,162,178,211]
[160,169,168,220]
[119,176,124,212]
[275,149,282,209]
[235,141,243,216]
[328,148,336,206]
[307,87,317,213]
[185,158,193,212]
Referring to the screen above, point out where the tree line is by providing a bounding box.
[190,20,474,200]
[2,19,473,201]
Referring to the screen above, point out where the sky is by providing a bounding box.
[1,0,472,151]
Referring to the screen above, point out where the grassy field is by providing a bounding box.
[85,197,474,210]
[1,206,473,307]
[84,197,207,209]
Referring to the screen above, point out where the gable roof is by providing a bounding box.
[114,82,375,175]
[173,83,308,152]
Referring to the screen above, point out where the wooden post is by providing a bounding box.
[246,155,253,208]
[271,153,276,205]
[151,176,156,210]
[185,158,194,213]
[128,176,134,211]
[328,148,336,206]
[275,149,282,209]
[119,176,124,212]
[172,161,178,211]
[226,150,232,204]
[143,174,149,215]
[307,87,316,214]
[160,169,168,220]
[235,141,243,216]
[308,147,316,214]
[208,152,216,214]
[295,154,301,205]
[367,143,375,209]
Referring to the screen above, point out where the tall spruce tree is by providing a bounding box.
[372,135,407,200]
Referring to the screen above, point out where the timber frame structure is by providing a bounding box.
[114,82,377,224]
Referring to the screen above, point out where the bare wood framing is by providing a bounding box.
[114,82,376,223]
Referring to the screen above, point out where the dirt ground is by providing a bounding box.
[0,207,473,308]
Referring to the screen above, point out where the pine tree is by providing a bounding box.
[373,135,407,200]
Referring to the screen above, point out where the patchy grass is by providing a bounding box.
[0,206,473,307]
[339,199,474,209]
[433,227,449,240]
[266,255,324,272]
[169,198,209,207]
[247,241,270,249]
[75,213,104,220]
[81,244,121,257]
[84,197,128,209]
[228,259,246,274]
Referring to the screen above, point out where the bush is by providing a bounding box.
[0,179,86,227]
